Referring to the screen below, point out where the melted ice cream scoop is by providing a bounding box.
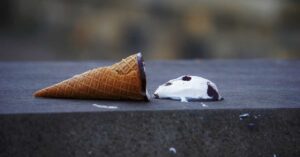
[154,75,223,102]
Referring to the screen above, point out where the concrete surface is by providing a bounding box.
[0,60,300,157]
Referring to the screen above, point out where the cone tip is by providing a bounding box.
[33,89,44,97]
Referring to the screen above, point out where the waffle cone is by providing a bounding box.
[34,53,148,101]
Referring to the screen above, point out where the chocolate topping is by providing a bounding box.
[182,76,192,81]
[207,82,219,101]
[165,82,172,86]
[137,53,149,101]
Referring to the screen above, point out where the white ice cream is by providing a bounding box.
[154,75,223,102]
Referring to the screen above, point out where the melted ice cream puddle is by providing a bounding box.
[154,75,223,102]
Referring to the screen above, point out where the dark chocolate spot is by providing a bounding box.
[137,53,148,101]
[165,82,172,86]
[207,82,219,100]
[182,76,191,81]
[154,93,159,99]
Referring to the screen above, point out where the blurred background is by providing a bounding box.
[0,0,299,60]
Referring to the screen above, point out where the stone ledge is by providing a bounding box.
[1,109,299,157]
[0,60,299,156]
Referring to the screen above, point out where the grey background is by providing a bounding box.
[0,0,299,60]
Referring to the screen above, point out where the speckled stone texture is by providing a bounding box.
[0,60,300,157]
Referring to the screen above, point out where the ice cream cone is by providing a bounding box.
[34,53,149,101]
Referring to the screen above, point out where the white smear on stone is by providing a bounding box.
[180,97,188,103]
[169,147,176,154]
[273,154,277,157]
[240,113,250,120]
[240,113,249,117]
[92,104,118,109]
[239,113,250,120]
[201,102,208,107]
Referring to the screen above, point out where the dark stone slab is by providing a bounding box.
[1,109,299,157]
[0,60,300,157]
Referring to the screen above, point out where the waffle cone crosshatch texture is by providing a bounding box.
[34,53,149,101]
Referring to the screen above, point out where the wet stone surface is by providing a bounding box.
[0,60,300,157]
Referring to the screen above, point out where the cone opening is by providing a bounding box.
[137,52,149,101]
